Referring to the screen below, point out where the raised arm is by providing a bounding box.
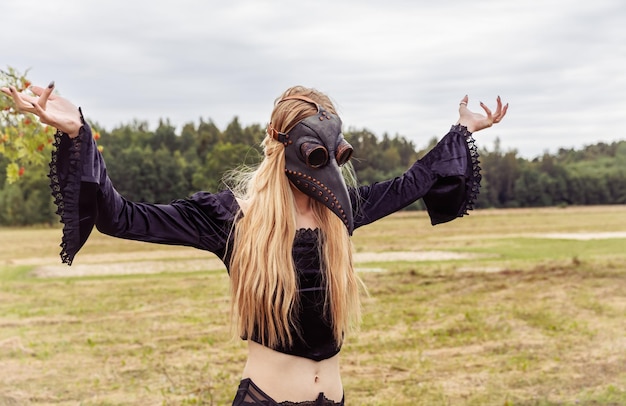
[2,83,236,265]
[352,95,508,229]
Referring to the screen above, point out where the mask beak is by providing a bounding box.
[287,158,354,235]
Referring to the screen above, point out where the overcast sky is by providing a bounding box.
[2,0,624,158]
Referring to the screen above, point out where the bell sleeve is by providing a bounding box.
[48,110,236,265]
[352,124,481,229]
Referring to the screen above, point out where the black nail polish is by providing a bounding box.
[48,81,55,88]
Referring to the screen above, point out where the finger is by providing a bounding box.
[29,86,45,96]
[31,101,44,116]
[1,87,11,96]
[459,94,469,113]
[491,97,502,123]
[479,101,493,120]
[31,101,50,125]
[7,86,24,108]
[494,96,503,116]
[29,85,55,99]
[500,103,509,120]
[479,101,494,127]
[492,98,510,124]
[10,86,40,106]
[8,86,36,112]
[37,81,55,109]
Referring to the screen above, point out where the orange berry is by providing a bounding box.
[18,167,25,177]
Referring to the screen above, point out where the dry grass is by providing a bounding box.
[1,205,625,405]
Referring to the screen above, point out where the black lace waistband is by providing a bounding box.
[233,378,344,406]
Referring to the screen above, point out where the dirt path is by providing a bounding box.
[533,231,626,240]
[30,250,485,278]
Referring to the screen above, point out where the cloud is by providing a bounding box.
[2,0,625,158]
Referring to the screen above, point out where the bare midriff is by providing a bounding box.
[242,341,343,402]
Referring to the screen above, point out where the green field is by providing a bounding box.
[1,206,625,405]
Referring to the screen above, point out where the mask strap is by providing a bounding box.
[267,121,291,146]
[271,95,323,145]
[271,95,336,145]
[277,95,321,111]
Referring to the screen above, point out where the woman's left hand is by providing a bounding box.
[456,95,508,133]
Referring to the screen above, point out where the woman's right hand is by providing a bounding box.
[1,82,82,138]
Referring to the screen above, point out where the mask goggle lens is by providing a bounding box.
[301,142,329,168]
[335,140,353,166]
[300,140,354,168]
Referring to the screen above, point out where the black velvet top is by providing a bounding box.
[49,113,481,361]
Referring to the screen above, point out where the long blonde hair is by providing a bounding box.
[228,86,361,348]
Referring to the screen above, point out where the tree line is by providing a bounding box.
[1,116,625,226]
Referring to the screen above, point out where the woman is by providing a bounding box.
[2,83,507,405]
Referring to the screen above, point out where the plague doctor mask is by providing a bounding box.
[270,95,355,234]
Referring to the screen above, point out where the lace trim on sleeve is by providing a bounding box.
[48,110,86,265]
[450,124,482,214]
[49,129,82,265]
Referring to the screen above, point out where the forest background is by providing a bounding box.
[1,67,625,226]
